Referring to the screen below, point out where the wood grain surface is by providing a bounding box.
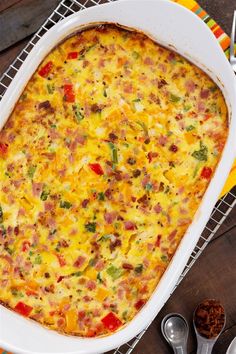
[0,1,235,353]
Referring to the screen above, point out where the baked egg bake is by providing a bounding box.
[0,24,228,337]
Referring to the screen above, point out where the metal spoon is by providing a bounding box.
[161,313,189,354]
[193,300,226,354]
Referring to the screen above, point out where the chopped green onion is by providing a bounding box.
[184,104,192,112]
[136,121,149,136]
[60,200,72,209]
[193,161,201,178]
[27,165,37,179]
[89,258,96,266]
[108,142,118,165]
[85,222,96,233]
[97,272,103,283]
[186,125,195,132]
[134,264,143,274]
[73,104,84,122]
[192,141,208,161]
[98,234,113,242]
[145,182,153,191]
[34,254,42,264]
[47,84,55,94]
[161,255,168,262]
[103,88,107,97]
[98,192,105,201]
[132,51,140,59]
[106,265,123,280]
[40,187,50,201]
[170,93,181,103]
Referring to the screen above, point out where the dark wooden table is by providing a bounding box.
[0,1,235,353]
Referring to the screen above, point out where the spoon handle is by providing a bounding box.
[173,345,188,354]
[196,341,214,354]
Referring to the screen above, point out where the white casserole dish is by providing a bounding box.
[0,1,236,353]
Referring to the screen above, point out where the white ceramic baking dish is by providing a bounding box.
[0,1,236,353]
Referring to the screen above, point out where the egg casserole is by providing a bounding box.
[0,24,228,337]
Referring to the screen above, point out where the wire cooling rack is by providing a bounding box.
[0,1,236,353]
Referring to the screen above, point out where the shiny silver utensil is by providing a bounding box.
[193,301,226,354]
[230,10,236,72]
[161,313,189,354]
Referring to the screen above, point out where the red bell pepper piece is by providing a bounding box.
[14,301,33,317]
[134,299,146,311]
[78,310,86,320]
[22,241,31,252]
[64,84,75,102]
[0,142,8,156]
[38,61,53,77]
[101,312,122,331]
[201,167,212,179]
[88,163,104,175]
[67,51,78,59]
[56,254,66,267]
[26,289,38,296]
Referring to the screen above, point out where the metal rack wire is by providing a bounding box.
[0,1,235,353]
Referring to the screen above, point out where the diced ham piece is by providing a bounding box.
[2,186,9,193]
[123,82,133,93]
[86,280,96,291]
[47,218,56,228]
[185,80,196,93]
[168,229,177,241]
[32,182,43,197]
[84,103,91,117]
[44,202,54,212]
[18,208,26,216]
[147,243,154,251]
[168,52,176,61]
[158,63,167,73]
[7,133,15,143]
[200,89,210,99]
[124,221,137,231]
[12,180,22,189]
[154,203,162,214]
[118,288,124,300]
[158,135,168,146]
[49,129,60,139]
[98,59,105,68]
[197,101,206,112]
[95,260,105,271]
[104,211,117,224]
[178,218,191,226]
[58,167,66,178]
[141,175,150,188]
[74,256,86,268]
[178,186,185,195]
[144,57,154,65]
[83,295,93,302]
[179,208,188,215]
[143,258,150,268]
[75,134,86,145]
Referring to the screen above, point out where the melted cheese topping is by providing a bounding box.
[0,25,228,337]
